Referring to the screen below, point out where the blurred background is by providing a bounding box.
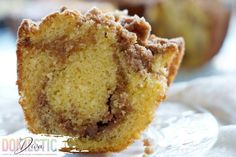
[0,0,236,117]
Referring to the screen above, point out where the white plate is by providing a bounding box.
[3,102,219,157]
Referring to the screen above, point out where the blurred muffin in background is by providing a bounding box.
[114,0,230,68]
[146,0,230,68]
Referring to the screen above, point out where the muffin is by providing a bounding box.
[17,8,184,152]
[145,0,230,68]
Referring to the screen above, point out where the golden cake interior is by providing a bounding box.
[17,8,184,152]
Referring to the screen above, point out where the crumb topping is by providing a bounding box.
[18,7,182,75]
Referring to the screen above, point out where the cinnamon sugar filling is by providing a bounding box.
[36,57,130,137]
[29,35,134,138]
